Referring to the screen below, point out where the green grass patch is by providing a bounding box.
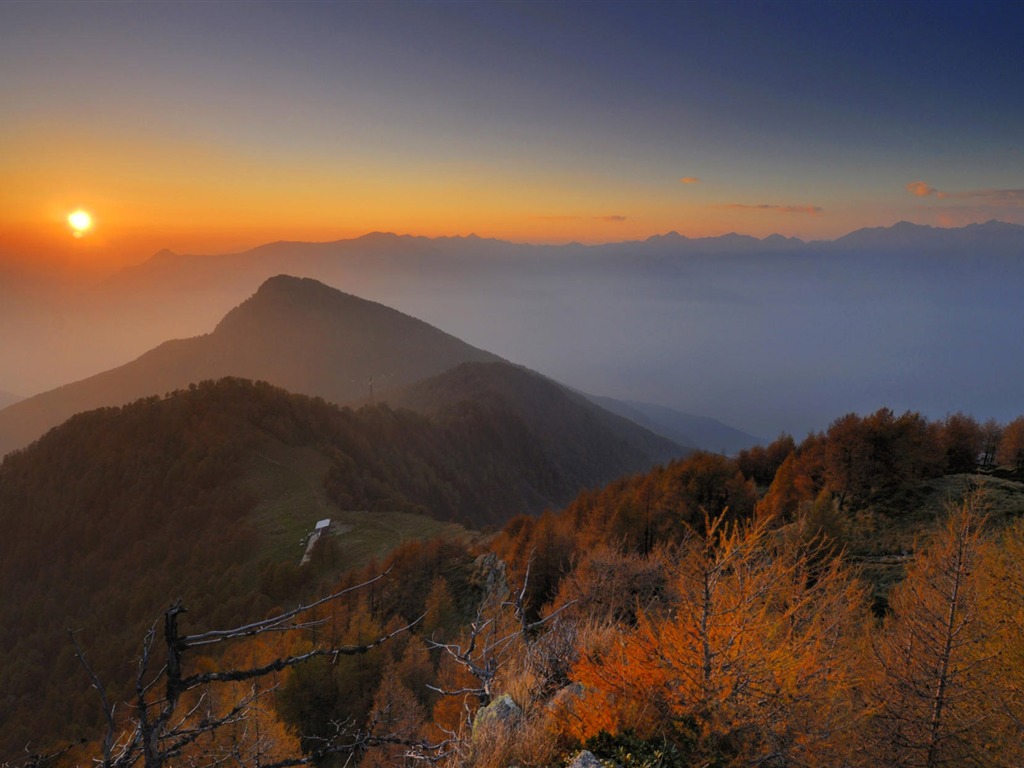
[239,441,466,573]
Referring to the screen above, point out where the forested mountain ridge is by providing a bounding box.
[388,361,684,479]
[0,374,681,759]
[14,402,1024,768]
[0,275,501,456]
[315,408,1024,768]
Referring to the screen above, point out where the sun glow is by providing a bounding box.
[68,209,92,237]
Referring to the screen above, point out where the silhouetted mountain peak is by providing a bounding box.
[762,233,804,245]
[717,232,757,243]
[645,231,686,244]
[830,219,1024,251]
[255,273,329,295]
[356,231,414,244]
[214,275,403,336]
[243,274,345,305]
[966,219,1024,234]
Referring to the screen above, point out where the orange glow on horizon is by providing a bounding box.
[0,119,880,272]
[0,125,914,274]
[0,204,878,276]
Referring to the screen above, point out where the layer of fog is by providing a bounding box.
[2,222,1021,439]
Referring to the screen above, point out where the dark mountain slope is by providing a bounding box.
[388,361,684,489]
[0,375,666,758]
[0,275,500,455]
[209,274,502,396]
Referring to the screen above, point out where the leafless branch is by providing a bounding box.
[69,628,118,764]
[182,617,419,690]
[33,571,419,768]
[181,571,389,647]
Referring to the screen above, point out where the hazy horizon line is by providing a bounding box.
[142,216,1019,259]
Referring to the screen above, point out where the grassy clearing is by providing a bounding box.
[847,472,1024,609]
[239,441,466,573]
[851,473,1024,555]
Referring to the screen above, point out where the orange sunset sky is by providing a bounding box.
[3,1,1022,275]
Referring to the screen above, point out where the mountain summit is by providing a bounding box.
[0,276,500,455]
[208,275,501,398]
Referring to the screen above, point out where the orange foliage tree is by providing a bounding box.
[754,451,803,524]
[865,495,997,768]
[965,515,1024,766]
[568,512,866,765]
[997,416,1024,471]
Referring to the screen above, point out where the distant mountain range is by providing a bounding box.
[4,219,1023,438]
[0,392,20,410]
[588,395,762,455]
[830,218,1024,251]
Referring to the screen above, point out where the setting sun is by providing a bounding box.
[68,209,92,237]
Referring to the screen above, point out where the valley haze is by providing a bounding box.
[3,220,1023,441]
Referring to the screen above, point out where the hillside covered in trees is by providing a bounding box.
[6,396,1024,767]
[0,377,672,757]
[389,361,680,478]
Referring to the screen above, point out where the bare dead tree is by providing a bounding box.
[421,553,574,763]
[425,554,543,707]
[16,572,445,768]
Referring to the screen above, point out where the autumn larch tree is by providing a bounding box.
[865,495,994,768]
[569,511,866,765]
[996,416,1024,472]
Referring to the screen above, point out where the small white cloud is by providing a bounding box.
[907,183,1024,206]
[906,181,940,197]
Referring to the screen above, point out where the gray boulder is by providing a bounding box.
[472,693,522,736]
[567,750,603,768]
